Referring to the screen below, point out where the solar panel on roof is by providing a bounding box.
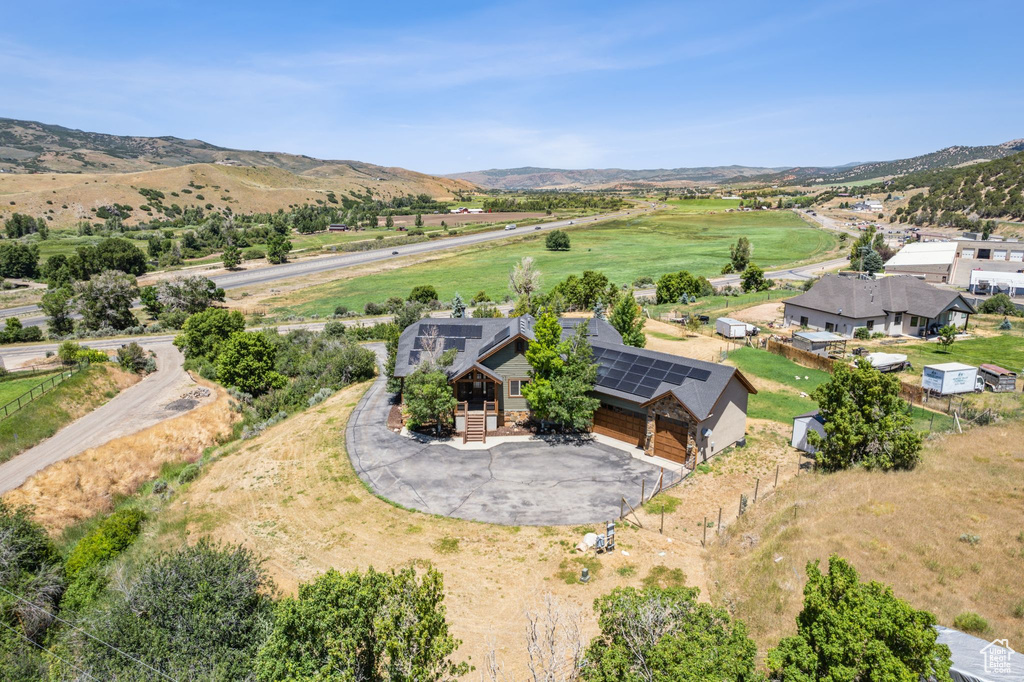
[617,381,640,394]
[665,371,688,384]
[653,360,672,371]
[639,376,661,388]
[408,350,421,364]
[689,368,712,382]
[606,368,626,381]
[635,384,659,399]
[634,356,654,367]
[624,371,645,382]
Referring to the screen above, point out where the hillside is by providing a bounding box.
[884,150,1024,225]
[0,162,476,228]
[451,139,1024,190]
[0,118,476,227]
[447,165,787,190]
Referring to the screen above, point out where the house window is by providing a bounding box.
[509,379,529,397]
[910,316,920,327]
[799,316,809,327]
[825,322,835,332]
[515,339,525,354]
[894,313,903,324]
[866,320,874,331]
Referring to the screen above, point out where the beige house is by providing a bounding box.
[393,315,755,468]
[783,274,976,338]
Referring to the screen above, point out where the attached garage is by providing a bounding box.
[593,403,645,448]
[653,414,691,467]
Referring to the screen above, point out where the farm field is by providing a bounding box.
[264,207,838,316]
[708,419,1024,655]
[664,197,742,211]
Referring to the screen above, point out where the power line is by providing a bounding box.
[0,584,179,682]
[0,619,100,681]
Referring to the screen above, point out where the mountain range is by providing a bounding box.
[448,140,1024,190]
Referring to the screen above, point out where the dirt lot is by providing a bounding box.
[729,301,785,325]
[643,319,738,362]
[146,380,810,676]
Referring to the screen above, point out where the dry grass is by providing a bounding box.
[0,162,473,229]
[4,377,236,530]
[146,381,726,677]
[708,421,1024,656]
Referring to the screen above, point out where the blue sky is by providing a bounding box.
[2,1,1022,174]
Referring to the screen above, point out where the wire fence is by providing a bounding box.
[0,359,90,421]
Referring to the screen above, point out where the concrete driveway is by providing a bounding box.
[348,346,664,526]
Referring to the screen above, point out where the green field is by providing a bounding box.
[0,371,62,407]
[728,347,829,391]
[267,208,837,316]
[664,198,742,212]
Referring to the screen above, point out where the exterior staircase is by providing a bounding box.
[464,411,486,443]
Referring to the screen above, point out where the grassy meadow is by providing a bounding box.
[0,371,62,406]
[265,208,837,316]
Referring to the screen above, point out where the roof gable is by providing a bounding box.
[785,274,975,319]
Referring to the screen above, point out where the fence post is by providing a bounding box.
[775,464,779,488]
[641,478,646,504]
[703,516,707,547]
[754,477,760,502]
[717,507,722,535]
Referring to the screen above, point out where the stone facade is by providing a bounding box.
[642,395,700,465]
[503,410,530,426]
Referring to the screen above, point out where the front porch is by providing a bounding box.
[452,368,502,443]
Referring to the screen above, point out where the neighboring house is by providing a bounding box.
[791,410,826,454]
[393,315,756,467]
[783,274,976,337]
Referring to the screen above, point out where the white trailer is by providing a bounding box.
[921,362,984,395]
[716,317,755,339]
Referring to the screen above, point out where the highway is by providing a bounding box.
[0,206,653,326]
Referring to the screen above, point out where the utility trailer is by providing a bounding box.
[978,364,1017,392]
[716,317,757,339]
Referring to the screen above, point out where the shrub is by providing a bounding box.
[245,248,266,260]
[545,229,570,251]
[117,342,148,373]
[333,305,348,316]
[854,326,871,339]
[364,301,385,315]
[408,284,438,304]
[953,611,988,634]
[178,463,202,484]
[322,321,346,338]
[65,508,146,580]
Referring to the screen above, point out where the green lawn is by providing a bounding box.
[729,346,958,433]
[728,347,830,391]
[899,334,1024,375]
[0,371,62,407]
[268,208,837,316]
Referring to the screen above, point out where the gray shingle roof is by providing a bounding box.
[393,314,748,421]
[784,275,976,319]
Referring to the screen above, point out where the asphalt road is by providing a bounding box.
[0,344,201,494]
[1,206,652,326]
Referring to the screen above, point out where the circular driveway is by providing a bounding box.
[347,348,667,526]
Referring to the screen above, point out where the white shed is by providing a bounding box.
[791,410,826,454]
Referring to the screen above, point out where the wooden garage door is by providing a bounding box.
[593,405,645,448]
[654,415,690,466]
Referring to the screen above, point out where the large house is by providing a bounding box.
[393,315,755,467]
[783,274,976,338]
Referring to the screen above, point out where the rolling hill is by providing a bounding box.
[450,140,1024,190]
[0,118,476,227]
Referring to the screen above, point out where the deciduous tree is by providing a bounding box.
[215,331,286,395]
[256,566,469,682]
[730,236,751,272]
[546,229,571,251]
[768,556,952,682]
[809,360,922,471]
[40,287,75,336]
[609,291,646,347]
[74,270,139,331]
[740,264,771,293]
[173,308,246,361]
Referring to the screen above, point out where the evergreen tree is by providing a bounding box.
[451,292,466,318]
[222,241,242,270]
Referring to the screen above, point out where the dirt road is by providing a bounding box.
[0,344,205,494]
